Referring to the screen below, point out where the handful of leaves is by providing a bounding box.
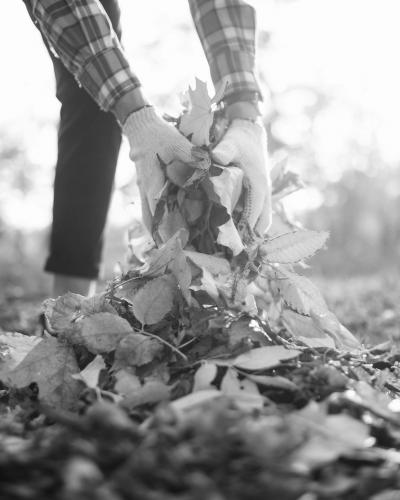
[128,78,359,349]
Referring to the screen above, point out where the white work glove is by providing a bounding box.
[212,119,272,235]
[123,106,193,231]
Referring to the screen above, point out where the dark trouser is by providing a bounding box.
[24,0,122,279]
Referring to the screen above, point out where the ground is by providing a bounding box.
[1,272,400,500]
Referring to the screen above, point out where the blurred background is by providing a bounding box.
[1,0,400,304]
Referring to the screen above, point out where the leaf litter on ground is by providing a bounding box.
[0,79,399,500]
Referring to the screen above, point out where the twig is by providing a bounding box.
[137,327,188,361]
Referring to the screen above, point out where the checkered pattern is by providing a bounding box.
[188,0,261,99]
[28,0,260,112]
[28,0,139,111]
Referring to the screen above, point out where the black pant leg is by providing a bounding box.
[23,0,123,279]
[44,70,121,279]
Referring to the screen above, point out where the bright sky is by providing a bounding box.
[1,0,400,229]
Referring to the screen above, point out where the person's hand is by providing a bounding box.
[123,106,194,231]
[212,118,272,236]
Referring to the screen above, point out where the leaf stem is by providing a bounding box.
[137,327,188,361]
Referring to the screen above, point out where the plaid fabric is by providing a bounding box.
[28,0,260,112]
[188,0,261,99]
[28,0,140,111]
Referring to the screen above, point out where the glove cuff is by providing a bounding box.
[123,106,159,137]
[230,118,265,137]
[230,117,263,128]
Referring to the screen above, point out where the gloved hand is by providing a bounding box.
[212,119,272,236]
[123,106,194,231]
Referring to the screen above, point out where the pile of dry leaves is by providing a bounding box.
[1,80,400,500]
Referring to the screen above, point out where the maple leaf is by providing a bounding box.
[131,275,176,325]
[179,78,213,146]
[5,336,81,410]
[260,230,329,264]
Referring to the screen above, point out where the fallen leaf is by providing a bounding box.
[114,369,142,396]
[143,229,189,278]
[75,313,132,354]
[290,402,370,471]
[311,310,361,352]
[120,380,170,410]
[298,336,335,349]
[169,239,192,305]
[158,208,188,244]
[205,166,244,255]
[185,250,230,275]
[113,332,163,369]
[260,230,329,264]
[80,293,117,316]
[190,267,220,302]
[217,219,245,256]
[228,391,265,411]
[234,346,301,371]
[171,389,223,412]
[244,374,299,391]
[6,337,80,410]
[282,310,335,349]
[226,318,269,348]
[0,332,42,376]
[277,268,328,316]
[131,275,176,325]
[72,355,106,389]
[220,368,242,394]
[207,166,243,214]
[193,362,217,391]
[43,292,83,333]
[370,490,400,500]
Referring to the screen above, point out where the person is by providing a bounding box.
[24,0,271,297]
